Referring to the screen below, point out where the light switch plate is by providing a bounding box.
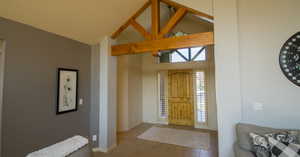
[79,98,84,105]
[92,135,97,142]
[253,102,263,111]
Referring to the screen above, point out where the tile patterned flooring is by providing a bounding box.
[93,123,218,157]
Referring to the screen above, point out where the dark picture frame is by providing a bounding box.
[57,68,79,114]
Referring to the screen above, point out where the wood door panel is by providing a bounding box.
[168,70,194,126]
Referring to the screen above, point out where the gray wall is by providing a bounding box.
[0,17,91,157]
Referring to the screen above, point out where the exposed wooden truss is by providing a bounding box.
[111,0,214,56]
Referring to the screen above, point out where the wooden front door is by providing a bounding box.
[168,70,194,126]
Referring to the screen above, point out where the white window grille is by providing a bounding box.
[160,47,207,63]
[158,72,168,119]
[195,71,208,124]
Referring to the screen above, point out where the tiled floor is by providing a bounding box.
[93,123,218,157]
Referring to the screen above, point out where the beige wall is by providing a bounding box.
[128,55,143,129]
[213,0,300,156]
[213,0,241,156]
[117,56,129,131]
[117,54,143,132]
[238,0,300,129]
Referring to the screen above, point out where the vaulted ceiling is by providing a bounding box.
[0,0,212,45]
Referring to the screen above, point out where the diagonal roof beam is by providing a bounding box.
[111,1,151,39]
[158,7,187,39]
[130,19,152,40]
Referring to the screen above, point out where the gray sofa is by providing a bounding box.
[234,123,300,157]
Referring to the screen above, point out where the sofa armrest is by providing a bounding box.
[234,142,255,157]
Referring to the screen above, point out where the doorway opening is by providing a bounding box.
[158,70,209,127]
[167,70,195,126]
[96,0,218,156]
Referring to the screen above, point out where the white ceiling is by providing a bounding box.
[0,0,213,45]
[0,0,147,44]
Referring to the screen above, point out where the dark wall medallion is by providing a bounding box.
[279,32,300,87]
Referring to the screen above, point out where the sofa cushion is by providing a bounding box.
[265,132,298,144]
[250,133,271,150]
[250,133,271,157]
[298,131,300,143]
[290,130,300,144]
[236,123,285,151]
[269,137,300,157]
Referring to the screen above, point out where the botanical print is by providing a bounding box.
[63,74,73,107]
[58,69,78,113]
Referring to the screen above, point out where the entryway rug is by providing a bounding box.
[137,127,210,150]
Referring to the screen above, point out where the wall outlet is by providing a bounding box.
[79,98,84,105]
[253,102,263,111]
[92,135,97,142]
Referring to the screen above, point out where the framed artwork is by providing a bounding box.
[57,68,78,114]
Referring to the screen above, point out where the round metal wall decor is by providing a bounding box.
[279,32,300,86]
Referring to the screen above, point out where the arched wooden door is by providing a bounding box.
[168,70,194,126]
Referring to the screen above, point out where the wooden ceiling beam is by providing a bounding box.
[160,0,214,20]
[151,0,160,56]
[111,0,214,41]
[158,7,187,39]
[111,32,214,56]
[111,1,151,39]
[130,19,152,40]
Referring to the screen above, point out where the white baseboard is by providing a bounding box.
[147,121,217,131]
[92,144,117,153]
[154,121,168,125]
[143,121,168,125]
[194,125,218,131]
[92,147,102,152]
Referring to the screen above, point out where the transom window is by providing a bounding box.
[159,46,207,63]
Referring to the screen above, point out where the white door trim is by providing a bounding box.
[0,40,6,156]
